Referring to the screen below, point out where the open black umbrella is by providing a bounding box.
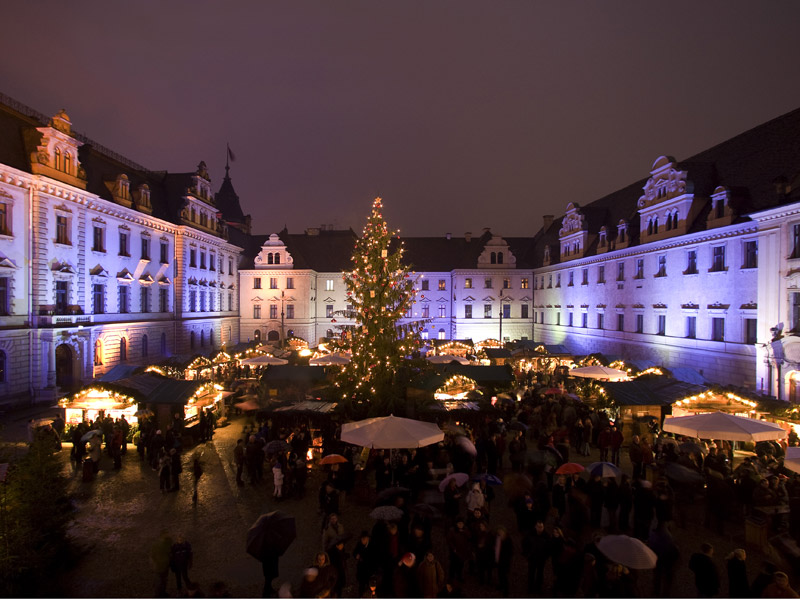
[265,439,290,455]
[247,511,297,559]
[375,486,411,505]
[664,462,704,486]
[410,503,442,518]
[80,429,102,443]
[326,531,352,550]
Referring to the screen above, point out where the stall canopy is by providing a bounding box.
[97,364,142,382]
[663,411,788,442]
[341,415,444,449]
[433,364,514,386]
[273,400,337,414]
[309,352,351,366]
[602,378,707,406]
[569,365,629,381]
[113,373,205,405]
[241,355,289,366]
[426,354,470,365]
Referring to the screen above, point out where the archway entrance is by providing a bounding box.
[267,330,280,342]
[56,343,75,390]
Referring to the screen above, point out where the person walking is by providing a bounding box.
[417,551,446,598]
[629,435,644,480]
[445,517,471,583]
[233,438,245,486]
[191,452,203,504]
[169,533,194,594]
[492,526,514,597]
[726,548,750,598]
[762,571,799,598]
[352,531,379,597]
[689,542,720,598]
[150,529,173,597]
[157,447,171,493]
[170,448,182,491]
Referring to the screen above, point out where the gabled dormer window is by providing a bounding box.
[599,228,607,248]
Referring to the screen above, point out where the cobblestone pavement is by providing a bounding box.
[3,411,796,597]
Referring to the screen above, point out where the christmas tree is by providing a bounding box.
[335,198,420,417]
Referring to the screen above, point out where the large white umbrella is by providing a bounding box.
[663,411,787,442]
[240,355,289,366]
[597,535,657,569]
[427,354,469,365]
[569,365,629,381]
[309,352,351,366]
[785,447,800,474]
[340,415,444,449]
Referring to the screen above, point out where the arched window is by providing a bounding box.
[274,253,280,264]
[54,148,62,171]
[497,252,503,264]
[209,330,214,349]
[65,152,72,175]
[190,331,196,349]
[438,328,446,340]
[490,252,497,264]
[161,332,167,356]
[142,334,148,358]
[200,331,205,347]
[254,329,261,343]
[0,350,7,382]
[653,217,658,233]
[94,339,103,365]
[647,219,653,235]
[267,253,273,264]
[119,337,127,361]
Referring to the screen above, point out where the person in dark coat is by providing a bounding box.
[492,526,514,597]
[327,541,348,598]
[689,542,720,598]
[260,548,280,598]
[618,474,633,532]
[552,474,568,519]
[353,531,379,597]
[632,479,655,540]
[393,553,420,599]
[648,522,679,597]
[170,448,182,491]
[726,548,750,598]
[587,474,605,528]
[521,520,550,595]
[445,518,471,583]
[750,561,777,598]
[169,533,193,593]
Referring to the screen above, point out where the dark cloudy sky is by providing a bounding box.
[2,2,799,238]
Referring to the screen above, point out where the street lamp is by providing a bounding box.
[280,290,285,348]
[498,287,505,346]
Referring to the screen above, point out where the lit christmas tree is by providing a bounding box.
[335,197,420,417]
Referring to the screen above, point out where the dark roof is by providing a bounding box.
[260,365,329,383]
[484,348,512,359]
[401,231,537,271]
[602,376,706,407]
[215,165,245,222]
[97,364,143,382]
[240,229,360,271]
[113,373,204,405]
[434,364,514,384]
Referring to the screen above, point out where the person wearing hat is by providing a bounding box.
[762,571,799,598]
[521,520,551,595]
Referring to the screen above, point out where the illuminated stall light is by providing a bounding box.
[59,386,140,425]
[635,367,664,377]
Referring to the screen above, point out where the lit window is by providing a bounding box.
[521,278,529,289]
[438,280,446,291]
[464,278,472,289]
[253,278,262,289]
[326,305,334,318]
[270,278,278,289]
[326,280,334,291]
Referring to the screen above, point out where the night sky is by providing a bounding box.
[2,2,800,238]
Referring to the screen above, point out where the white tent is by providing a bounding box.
[309,352,351,366]
[663,411,787,442]
[569,365,629,381]
[785,447,800,474]
[426,354,470,365]
[340,415,444,449]
[240,355,289,366]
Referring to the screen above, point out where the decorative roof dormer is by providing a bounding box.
[615,220,630,250]
[106,174,133,208]
[134,183,152,214]
[558,203,588,261]
[24,109,87,190]
[542,244,552,267]
[706,186,735,228]
[254,233,294,269]
[190,161,215,205]
[638,156,701,243]
[597,226,609,254]
[477,235,516,269]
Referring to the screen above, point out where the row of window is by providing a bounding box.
[89,284,170,315]
[188,290,235,313]
[253,276,294,290]
[189,248,234,274]
[253,304,295,320]
[536,310,757,343]
[537,242,757,289]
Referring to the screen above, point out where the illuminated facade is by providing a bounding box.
[0,97,242,404]
[532,107,800,394]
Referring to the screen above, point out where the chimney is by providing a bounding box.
[446,232,451,240]
[465,231,472,242]
[543,215,554,231]
[482,227,491,235]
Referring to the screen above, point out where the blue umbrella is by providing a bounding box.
[473,473,503,486]
[587,461,622,478]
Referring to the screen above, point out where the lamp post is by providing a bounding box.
[498,288,504,346]
[280,290,285,348]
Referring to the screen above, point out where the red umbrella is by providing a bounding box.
[319,454,348,465]
[543,387,563,395]
[555,462,585,475]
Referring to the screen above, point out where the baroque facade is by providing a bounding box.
[0,96,243,404]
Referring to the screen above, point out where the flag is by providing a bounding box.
[227,144,236,163]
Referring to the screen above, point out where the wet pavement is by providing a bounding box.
[2,409,797,597]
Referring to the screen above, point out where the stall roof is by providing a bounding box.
[511,341,572,355]
[434,364,514,384]
[602,376,707,406]
[260,365,328,383]
[627,359,659,371]
[670,367,709,386]
[273,400,337,413]
[97,364,143,382]
[484,348,512,359]
[113,373,205,405]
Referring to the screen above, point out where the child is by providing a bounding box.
[273,461,284,499]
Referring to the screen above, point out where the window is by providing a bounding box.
[421,305,430,318]
[199,291,206,312]
[686,250,698,274]
[141,334,148,358]
[581,313,587,328]
[540,311,544,324]
[326,305,334,318]
[712,317,725,341]
[0,202,9,235]
[793,225,800,259]
[438,304,446,318]
[92,226,104,252]
[253,277,262,289]
[617,262,625,281]
[200,252,206,269]
[484,278,492,289]
[286,277,294,289]
[321,279,332,292]
[568,312,574,327]
[159,288,168,312]
[484,304,492,318]
[581,269,588,285]
[547,275,552,288]
[55,281,69,313]
[745,318,758,344]
[0,277,8,315]
[141,237,150,261]
[438,328,446,340]
[209,252,215,270]
[119,231,129,256]
[503,304,511,319]
[161,333,167,356]
[464,278,472,289]
[715,199,725,219]
[635,314,644,333]
[253,305,261,319]
[56,215,69,245]
[139,287,150,313]
[521,278,529,289]
[219,257,224,272]
[286,304,295,319]
[503,278,510,290]
[94,340,103,366]
[119,337,127,362]
[657,314,666,336]
[421,280,429,291]
[744,241,758,269]
[228,293,233,311]
[686,316,696,339]
[465,305,472,319]
[270,305,278,319]
[711,246,726,272]
[438,280,446,291]
[597,313,604,330]
[119,286,130,313]
[93,284,104,314]
[566,273,571,287]
[793,293,800,333]
[228,258,233,275]
[190,331,196,349]
[188,290,196,312]
[209,293,214,312]
[521,305,529,319]
[270,277,278,289]
[160,241,169,264]
[189,249,197,268]
[635,259,644,279]
[655,255,667,277]
[617,313,625,332]
[556,313,561,326]
[597,266,605,284]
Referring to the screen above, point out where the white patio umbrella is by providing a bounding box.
[309,352,351,366]
[240,355,289,366]
[597,535,657,570]
[785,447,800,474]
[340,415,444,449]
[426,354,470,365]
[569,365,629,381]
[663,411,787,442]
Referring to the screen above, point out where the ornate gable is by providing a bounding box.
[638,156,700,243]
[477,235,516,269]
[558,203,589,261]
[24,110,87,189]
[255,234,294,268]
